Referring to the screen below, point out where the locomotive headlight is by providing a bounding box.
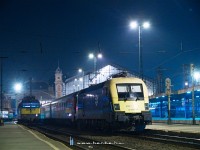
[114,104,120,110]
[145,103,149,110]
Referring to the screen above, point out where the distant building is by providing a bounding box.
[54,66,64,98]
[55,64,155,96]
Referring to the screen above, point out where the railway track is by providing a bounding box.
[115,129,198,149]
[23,123,199,150]
[137,132,200,149]
[26,124,134,150]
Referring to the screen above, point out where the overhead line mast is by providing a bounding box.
[0,57,8,116]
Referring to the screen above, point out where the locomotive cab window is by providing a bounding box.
[116,83,144,101]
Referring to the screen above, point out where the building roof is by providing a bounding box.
[64,64,155,96]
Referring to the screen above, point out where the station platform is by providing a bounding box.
[0,122,71,150]
[146,123,200,134]
[152,117,200,125]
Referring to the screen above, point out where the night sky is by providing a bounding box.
[0,0,200,92]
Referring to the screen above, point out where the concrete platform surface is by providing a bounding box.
[146,123,200,134]
[0,123,71,150]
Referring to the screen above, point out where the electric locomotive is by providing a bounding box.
[18,96,40,123]
[41,77,152,131]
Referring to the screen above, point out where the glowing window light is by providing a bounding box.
[86,94,94,97]
[24,106,30,108]
[194,72,200,81]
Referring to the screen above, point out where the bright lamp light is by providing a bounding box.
[143,22,150,28]
[78,68,83,73]
[97,53,102,59]
[14,83,23,93]
[130,21,150,29]
[89,53,94,59]
[130,21,138,29]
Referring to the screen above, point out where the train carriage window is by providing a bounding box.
[117,83,144,101]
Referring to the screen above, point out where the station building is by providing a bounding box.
[54,64,155,98]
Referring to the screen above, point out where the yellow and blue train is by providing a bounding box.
[41,77,152,131]
[18,96,40,122]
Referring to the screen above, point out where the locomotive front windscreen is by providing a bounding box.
[117,83,144,100]
[22,103,40,108]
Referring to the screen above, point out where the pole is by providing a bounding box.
[30,77,32,96]
[138,26,143,80]
[82,71,85,89]
[0,57,8,116]
[190,64,195,125]
[192,80,195,125]
[168,94,171,124]
[94,56,97,74]
[165,78,171,124]
[0,58,2,114]
[15,95,18,117]
[138,25,141,78]
[94,56,97,84]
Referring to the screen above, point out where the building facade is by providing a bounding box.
[55,65,155,97]
[54,67,64,99]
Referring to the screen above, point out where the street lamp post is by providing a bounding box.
[165,78,171,125]
[78,68,85,89]
[130,21,150,80]
[14,82,23,117]
[190,64,196,125]
[0,57,8,118]
[88,52,102,84]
